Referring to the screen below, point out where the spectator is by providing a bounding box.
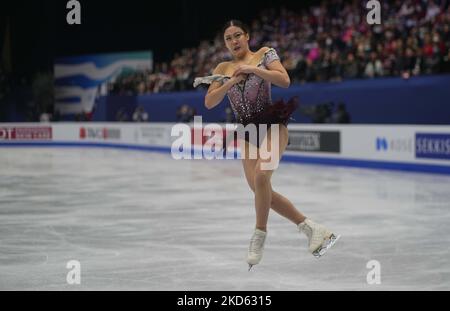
[132,105,149,122]
[441,49,450,73]
[364,52,384,78]
[343,53,359,79]
[39,112,51,123]
[176,104,195,123]
[330,102,351,124]
[115,107,129,122]
[400,47,418,79]
[299,102,334,123]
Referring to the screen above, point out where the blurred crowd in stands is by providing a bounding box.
[109,0,450,95]
[2,1,450,123]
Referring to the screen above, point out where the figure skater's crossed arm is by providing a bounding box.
[203,63,246,110]
[233,48,290,88]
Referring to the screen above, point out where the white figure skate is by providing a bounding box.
[298,219,340,258]
[247,229,267,271]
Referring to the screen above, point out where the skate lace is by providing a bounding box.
[249,234,265,253]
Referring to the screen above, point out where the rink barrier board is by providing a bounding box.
[1,123,450,175]
[2,141,450,175]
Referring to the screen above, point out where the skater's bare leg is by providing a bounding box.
[243,158,306,225]
[241,125,306,230]
[272,191,306,225]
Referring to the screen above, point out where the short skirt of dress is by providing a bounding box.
[235,97,299,148]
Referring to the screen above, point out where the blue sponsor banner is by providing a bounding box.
[416,133,450,160]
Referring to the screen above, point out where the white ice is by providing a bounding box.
[0,147,449,290]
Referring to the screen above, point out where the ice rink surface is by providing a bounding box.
[0,147,449,290]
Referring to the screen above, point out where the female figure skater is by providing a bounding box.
[194,20,339,270]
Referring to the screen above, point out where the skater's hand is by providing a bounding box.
[233,65,256,76]
[229,74,247,85]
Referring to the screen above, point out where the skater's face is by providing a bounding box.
[224,26,249,58]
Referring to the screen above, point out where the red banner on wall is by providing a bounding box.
[0,127,52,140]
[79,127,121,140]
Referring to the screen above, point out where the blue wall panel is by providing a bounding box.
[94,74,450,124]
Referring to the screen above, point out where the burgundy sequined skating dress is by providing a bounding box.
[194,48,299,147]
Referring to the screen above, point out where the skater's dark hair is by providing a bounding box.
[222,20,250,35]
